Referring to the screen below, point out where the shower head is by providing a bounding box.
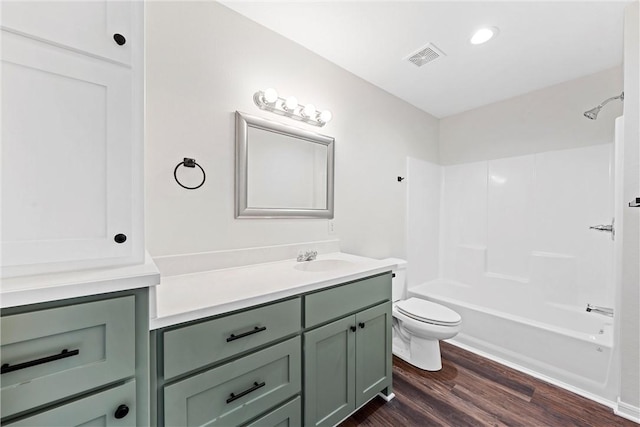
[583,92,624,120]
[583,106,602,120]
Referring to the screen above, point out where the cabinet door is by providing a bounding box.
[304,316,355,427]
[5,380,136,427]
[1,1,133,65]
[1,26,135,272]
[355,302,392,408]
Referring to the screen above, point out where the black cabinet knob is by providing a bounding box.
[114,234,127,244]
[350,326,357,332]
[114,404,129,419]
[113,33,126,46]
[359,322,365,329]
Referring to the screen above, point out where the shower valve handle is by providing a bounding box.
[589,218,615,240]
[589,224,613,232]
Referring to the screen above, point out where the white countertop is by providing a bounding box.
[1,254,160,308]
[150,252,396,330]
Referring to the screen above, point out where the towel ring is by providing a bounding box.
[174,158,206,190]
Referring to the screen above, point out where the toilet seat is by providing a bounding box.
[396,298,461,326]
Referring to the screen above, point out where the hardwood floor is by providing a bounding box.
[340,342,635,427]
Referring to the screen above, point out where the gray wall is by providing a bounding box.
[439,66,623,165]
[145,1,439,259]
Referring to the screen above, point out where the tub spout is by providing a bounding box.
[586,304,614,317]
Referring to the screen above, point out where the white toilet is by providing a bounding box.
[386,259,462,371]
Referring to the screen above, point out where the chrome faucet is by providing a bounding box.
[586,304,614,317]
[297,250,318,262]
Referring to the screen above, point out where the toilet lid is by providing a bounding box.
[396,298,462,326]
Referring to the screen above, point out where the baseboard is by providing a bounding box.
[615,399,640,424]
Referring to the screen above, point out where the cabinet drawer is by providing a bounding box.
[163,298,301,380]
[1,296,135,418]
[164,336,301,427]
[244,396,301,427]
[304,273,391,328]
[5,380,136,427]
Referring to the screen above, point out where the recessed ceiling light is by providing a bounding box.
[471,27,498,45]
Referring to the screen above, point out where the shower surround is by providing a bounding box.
[407,143,617,403]
[440,143,614,309]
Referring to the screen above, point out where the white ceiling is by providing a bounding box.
[221,1,629,118]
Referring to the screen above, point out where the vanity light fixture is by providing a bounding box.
[254,88,333,127]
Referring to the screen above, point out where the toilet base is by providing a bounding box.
[410,336,442,371]
[392,325,444,371]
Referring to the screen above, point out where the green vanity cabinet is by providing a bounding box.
[151,271,393,427]
[302,272,393,427]
[354,302,393,408]
[303,315,356,426]
[0,288,150,426]
[303,272,393,427]
[152,297,303,427]
[303,302,392,427]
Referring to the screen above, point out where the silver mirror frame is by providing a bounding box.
[235,111,335,219]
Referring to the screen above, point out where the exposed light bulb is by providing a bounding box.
[303,104,316,118]
[319,110,333,123]
[263,88,278,103]
[470,27,498,45]
[254,88,331,127]
[284,96,298,111]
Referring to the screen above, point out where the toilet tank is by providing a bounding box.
[382,258,407,302]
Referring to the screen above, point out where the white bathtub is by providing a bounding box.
[409,279,618,405]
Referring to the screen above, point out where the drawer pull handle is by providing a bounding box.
[226,326,267,342]
[226,381,266,404]
[359,322,366,329]
[1,348,80,374]
[350,326,357,332]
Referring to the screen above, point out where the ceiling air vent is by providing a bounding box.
[406,43,446,67]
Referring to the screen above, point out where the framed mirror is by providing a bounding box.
[235,111,335,218]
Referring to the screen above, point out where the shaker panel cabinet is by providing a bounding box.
[303,316,356,427]
[303,285,392,427]
[355,303,393,408]
[1,1,133,65]
[0,1,142,276]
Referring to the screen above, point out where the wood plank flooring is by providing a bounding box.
[340,342,635,427]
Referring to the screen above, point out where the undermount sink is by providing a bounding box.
[294,259,354,272]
